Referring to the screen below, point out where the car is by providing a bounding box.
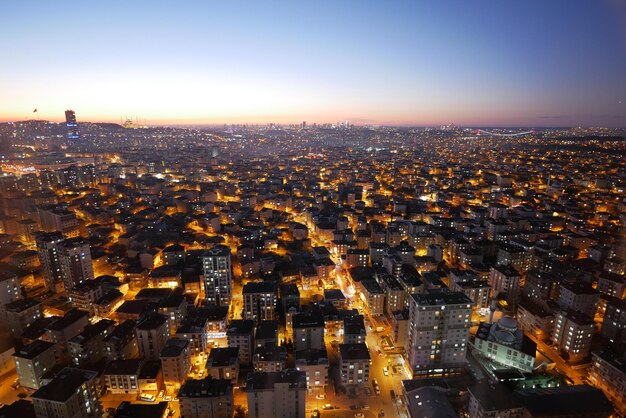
[164,395,172,401]
[158,390,165,398]
[383,366,389,376]
[377,349,383,356]
[315,394,326,400]
[173,397,179,402]
[138,394,156,402]
[390,389,396,400]
[375,387,381,395]
[355,414,365,418]
[322,404,333,410]
[198,370,205,377]
[361,404,370,410]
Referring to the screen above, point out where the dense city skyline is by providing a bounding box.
[1,0,626,127]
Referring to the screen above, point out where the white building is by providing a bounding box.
[551,310,594,362]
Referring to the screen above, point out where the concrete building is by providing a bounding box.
[0,269,20,306]
[136,313,170,361]
[2,298,43,338]
[339,343,370,386]
[13,340,57,389]
[178,377,234,418]
[343,314,367,344]
[245,369,307,418]
[601,298,626,346]
[226,320,255,365]
[295,348,329,392]
[292,312,325,351]
[407,291,473,377]
[176,317,209,356]
[44,308,90,365]
[551,310,595,362]
[253,343,287,373]
[103,359,142,394]
[516,298,555,341]
[243,281,277,323]
[358,279,385,315]
[488,265,521,298]
[68,319,115,367]
[557,282,600,318]
[160,337,191,386]
[206,347,239,383]
[589,350,626,417]
[468,381,524,418]
[35,232,65,290]
[103,320,139,361]
[31,367,102,418]
[59,238,94,290]
[202,246,232,306]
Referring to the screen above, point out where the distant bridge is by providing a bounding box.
[471,129,536,137]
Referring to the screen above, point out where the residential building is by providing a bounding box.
[206,347,239,383]
[407,291,473,377]
[202,246,232,306]
[551,310,595,362]
[13,340,57,389]
[292,312,325,351]
[160,337,191,386]
[243,281,277,323]
[136,313,169,361]
[31,367,102,418]
[339,343,370,386]
[245,369,307,418]
[178,377,234,418]
[226,320,255,365]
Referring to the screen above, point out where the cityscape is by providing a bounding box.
[1,1,625,418]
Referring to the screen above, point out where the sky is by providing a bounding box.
[1,0,625,127]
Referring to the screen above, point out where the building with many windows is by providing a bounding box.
[407,291,473,377]
[202,246,232,306]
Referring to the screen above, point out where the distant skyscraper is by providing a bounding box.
[64,110,79,140]
[210,145,219,158]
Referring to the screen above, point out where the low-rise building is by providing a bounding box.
[31,367,102,418]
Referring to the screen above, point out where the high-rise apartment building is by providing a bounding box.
[59,238,94,290]
[202,246,232,306]
[36,232,65,290]
[407,291,473,377]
